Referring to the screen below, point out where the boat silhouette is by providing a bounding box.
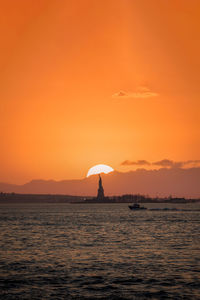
[128,203,147,210]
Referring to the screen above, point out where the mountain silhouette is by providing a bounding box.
[0,168,199,198]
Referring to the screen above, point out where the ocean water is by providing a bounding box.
[0,203,200,300]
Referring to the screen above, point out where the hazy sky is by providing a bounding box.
[0,0,200,184]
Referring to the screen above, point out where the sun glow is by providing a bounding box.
[87,164,114,177]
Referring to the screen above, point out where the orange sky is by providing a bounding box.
[0,0,200,184]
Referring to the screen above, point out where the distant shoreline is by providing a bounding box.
[0,192,199,204]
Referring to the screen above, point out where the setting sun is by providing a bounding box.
[87,164,114,177]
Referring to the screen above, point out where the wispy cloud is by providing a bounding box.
[121,159,200,169]
[112,86,159,99]
[153,159,200,168]
[183,160,200,167]
[153,159,182,168]
[121,160,151,166]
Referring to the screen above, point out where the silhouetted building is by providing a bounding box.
[97,174,105,201]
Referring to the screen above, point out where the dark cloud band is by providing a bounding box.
[121,159,200,168]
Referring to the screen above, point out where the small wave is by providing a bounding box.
[149,208,200,211]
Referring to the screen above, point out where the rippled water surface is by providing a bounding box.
[0,203,200,299]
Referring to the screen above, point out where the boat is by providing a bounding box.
[128,203,147,210]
